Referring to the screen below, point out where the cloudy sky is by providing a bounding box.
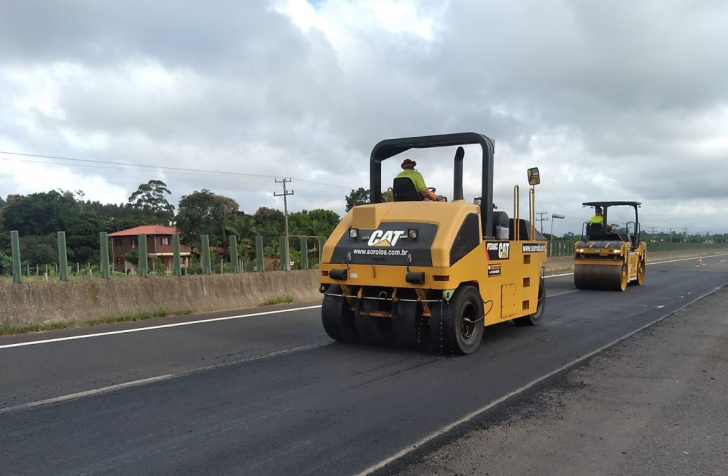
[2,0,727,236]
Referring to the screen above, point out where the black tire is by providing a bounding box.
[355,311,394,346]
[321,285,357,343]
[514,277,545,326]
[431,285,484,355]
[392,299,431,350]
[354,287,396,346]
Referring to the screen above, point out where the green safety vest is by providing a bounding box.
[396,169,427,191]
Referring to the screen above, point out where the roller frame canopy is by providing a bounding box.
[369,132,496,238]
[582,201,641,225]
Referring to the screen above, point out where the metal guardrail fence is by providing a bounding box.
[5,232,728,283]
[547,238,728,257]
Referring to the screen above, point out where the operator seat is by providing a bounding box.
[392,177,422,202]
[586,222,603,240]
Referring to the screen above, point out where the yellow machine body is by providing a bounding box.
[321,200,545,326]
[573,201,647,291]
[319,132,546,355]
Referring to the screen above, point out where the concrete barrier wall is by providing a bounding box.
[0,270,322,326]
[1,250,721,327]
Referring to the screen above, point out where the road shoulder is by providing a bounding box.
[393,286,728,475]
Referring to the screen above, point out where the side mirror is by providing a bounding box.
[527,167,540,186]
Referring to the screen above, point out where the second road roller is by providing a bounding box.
[318,132,547,355]
[574,201,647,291]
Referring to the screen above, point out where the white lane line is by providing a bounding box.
[0,343,325,415]
[545,272,573,278]
[354,281,728,476]
[0,305,322,350]
[548,290,578,297]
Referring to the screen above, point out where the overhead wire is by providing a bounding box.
[0,150,352,191]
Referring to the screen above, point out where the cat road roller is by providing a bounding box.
[574,201,647,291]
[318,132,547,355]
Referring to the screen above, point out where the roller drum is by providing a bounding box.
[574,263,626,291]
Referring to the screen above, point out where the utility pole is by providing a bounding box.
[682,227,688,243]
[536,211,549,234]
[648,226,657,241]
[551,213,565,240]
[668,227,673,242]
[274,178,294,270]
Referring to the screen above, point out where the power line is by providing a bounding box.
[0,150,350,191]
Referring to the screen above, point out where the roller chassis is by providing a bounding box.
[322,276,547,355]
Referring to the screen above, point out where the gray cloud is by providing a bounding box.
[1,0,727,234]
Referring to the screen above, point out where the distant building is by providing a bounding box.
[108,225,191,273]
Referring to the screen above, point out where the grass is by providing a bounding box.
[1,319,77,336]
[547,267,574,274]
[88,308,169,326]
[262,295,294,306]
[0,307,196,336]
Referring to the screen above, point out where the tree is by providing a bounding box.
[288,209,341,267]
[226,213,258,262]
[253,207,285,243]
[175,190,238,248]
[0,250,11,275]
[65,212,103,263]
[20,234,57,266]
[217,196,240,246]
[1,191,76,236]
[345,187,370,211]
[289,209,340,238]
[127,180,175,224]
[124,250,140,266]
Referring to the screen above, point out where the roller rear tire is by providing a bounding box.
[514,278,545,326]
[355,313,393,346]
[393,299,431,350]
[431,286,484,355]
[321,285,357,343]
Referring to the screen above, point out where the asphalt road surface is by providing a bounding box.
[1,254,727,475]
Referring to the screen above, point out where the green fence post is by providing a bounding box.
[58,231,69,281]
[201,235,211,275]
[11,230,22,283]
[279,235,289,270]
[230,235,239,273]
[300,237,308,270]
[256,235,264,272]
[173,234,181,276]
[100,232,110,279]
[137,234,148,277]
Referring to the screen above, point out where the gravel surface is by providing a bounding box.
[393,286,728,476]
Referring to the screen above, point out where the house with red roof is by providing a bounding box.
[108,225,191,273]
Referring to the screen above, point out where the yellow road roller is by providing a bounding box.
[573,201,647,291]
[318,132,547,355]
